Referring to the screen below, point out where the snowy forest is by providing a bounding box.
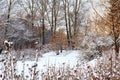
[0,0,120,80]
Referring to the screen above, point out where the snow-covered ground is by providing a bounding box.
[0,50,97,80]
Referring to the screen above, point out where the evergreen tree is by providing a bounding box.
[107,0,120,58]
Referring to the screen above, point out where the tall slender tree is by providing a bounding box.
[62,0,70,47]
[5,0,14,38]
[72,0,81,49]
[108,0,120,58]
[36,0,48,45]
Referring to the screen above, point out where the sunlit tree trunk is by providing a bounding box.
[109,0,120,58]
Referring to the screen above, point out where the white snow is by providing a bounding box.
[16,51,80,74]
[0,50,97,80]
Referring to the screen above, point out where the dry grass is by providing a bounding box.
[0,49,120,80]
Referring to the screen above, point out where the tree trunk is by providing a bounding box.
[114,37,119,58]
[42,18,45,45]
[68,2,72,49]
[51,6,54,36]
[64,0,70,47]
[5,0,12,38]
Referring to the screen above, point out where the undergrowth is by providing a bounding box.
[0,49,120,80]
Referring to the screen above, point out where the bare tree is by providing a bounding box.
[17,0,38,28]
[62,0,74,48]
[36,0,48,45]
[46,0,60,36]
[62,0,70,47]
[5,0,14,38]
[73,0,81,36]
[72,0,81,49]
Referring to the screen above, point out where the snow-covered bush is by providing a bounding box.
[81,35,113,61]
